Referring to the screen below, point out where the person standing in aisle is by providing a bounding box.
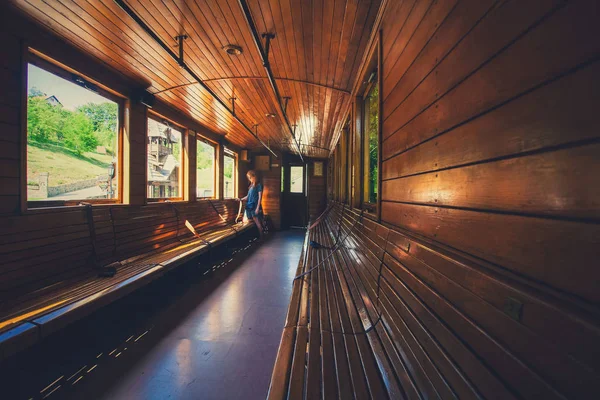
[238,170,265,240]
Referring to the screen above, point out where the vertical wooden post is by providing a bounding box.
[18,39,28,214]
[376,29,383,222]
[352,98,361,209]
[123,101,147,205]
[217,140,224,199]
[185,130,197,201]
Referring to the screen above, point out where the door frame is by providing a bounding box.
[282,155,307,228]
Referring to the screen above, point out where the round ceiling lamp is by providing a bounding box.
[223,44,243,55]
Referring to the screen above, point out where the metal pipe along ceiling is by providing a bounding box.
[237,0,305,163]
[112,0,278,158]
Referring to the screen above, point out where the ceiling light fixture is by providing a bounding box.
[265,113,276,118]
[223,44,243,55]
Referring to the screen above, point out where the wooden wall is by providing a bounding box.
[253,153,282,231]
[0,28,22,214]
[330,0,600,398]
[307,160,327,221]
[0,8,264,297]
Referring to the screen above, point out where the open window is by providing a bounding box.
[196,137,216,198]
[147,115,183,200]
[26,55,122,206]
[223,148,237,199]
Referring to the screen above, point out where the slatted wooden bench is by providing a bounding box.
[0,199,254,361]
[269,201,600,399]
[268,202,405,399]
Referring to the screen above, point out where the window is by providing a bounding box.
[196,139,215,198]
[147,117,182,199]
[290,166,304,193]
[26,62,121,204]
[223,149,237,198]
[363,75,379,205]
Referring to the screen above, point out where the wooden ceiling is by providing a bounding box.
[8,0,382,158]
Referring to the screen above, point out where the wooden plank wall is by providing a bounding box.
[307,160,327,221]
[238,159,250,199]
[0,30,23,214]
[330,0,600,398]
[255,153,282,230]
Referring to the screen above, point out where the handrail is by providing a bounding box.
[237,0,305,162]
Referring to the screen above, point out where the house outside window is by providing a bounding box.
[147,117,182,199]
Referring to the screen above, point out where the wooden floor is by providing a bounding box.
[0,231,305,400]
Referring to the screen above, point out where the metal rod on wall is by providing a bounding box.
[237,0,304,163]
[113,0,277,158]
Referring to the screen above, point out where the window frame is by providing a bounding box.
[361,76,378,211]
[357,32,382,219]
[146,112,185,202]
[289,165,305,194]
[223,148,237,199]
[196,135,217,199]
[24,51,125,209]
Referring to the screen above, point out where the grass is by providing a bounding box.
[28,141,113,186]
[28,142,230,193]
[196,168,214,197]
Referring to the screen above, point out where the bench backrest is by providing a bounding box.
[321,202,599,399]
[0,199,241,302]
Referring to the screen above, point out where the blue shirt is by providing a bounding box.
[246,183,263,211]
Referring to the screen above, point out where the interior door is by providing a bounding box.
[283,164,307,228]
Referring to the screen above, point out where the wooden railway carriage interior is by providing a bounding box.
[0,0,598,399]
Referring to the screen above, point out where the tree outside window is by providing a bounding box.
[197,140,215,198]
[363,82,378,205]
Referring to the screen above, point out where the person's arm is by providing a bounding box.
[238,195,247,201]
[255,190,262,214]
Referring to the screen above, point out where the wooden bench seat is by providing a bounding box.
[0,199,254,361]
[269,202,600,399]
[269,203,401,399]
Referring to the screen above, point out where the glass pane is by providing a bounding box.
[27,64,119,201]
[364,82,379,204]
[223,154,235,198]
[290,166,304,193]
[147,118,181,198]
[196,140,215,198]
